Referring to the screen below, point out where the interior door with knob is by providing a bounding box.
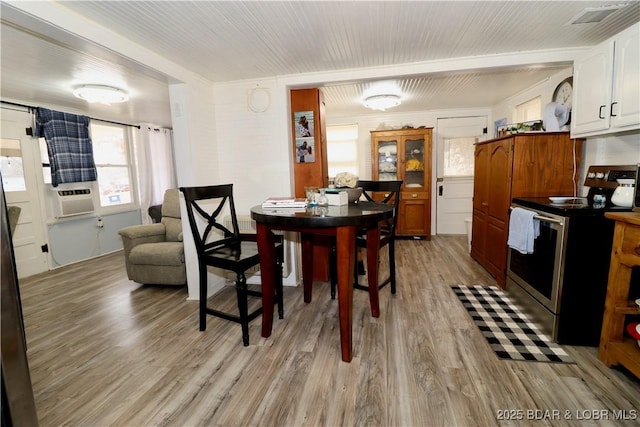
[436,116,487,235]
[1,108,49,277]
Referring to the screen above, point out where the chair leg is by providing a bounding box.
[276,250,284,319]
[352,247,359,289]
[330,243,337,300]
[199,263,208,331]
[389,241,396,295]
[235,272,250,346]
[357,248,366,275]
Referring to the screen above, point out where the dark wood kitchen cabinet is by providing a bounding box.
[471,132,583,287]
[371,128,433,238]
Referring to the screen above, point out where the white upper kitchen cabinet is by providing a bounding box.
[571,22,640,138]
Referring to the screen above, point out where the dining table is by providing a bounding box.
[251,201,394,362]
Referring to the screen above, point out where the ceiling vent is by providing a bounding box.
[566,3,629,25]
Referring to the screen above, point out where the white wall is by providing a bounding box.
[583,132,640,166]
[580,132,640,196]
[212,79,293,215]
[47,210,141,267]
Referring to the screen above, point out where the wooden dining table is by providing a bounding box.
[251,202,394,362]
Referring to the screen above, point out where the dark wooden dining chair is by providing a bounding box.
[330,180,403,299]
[180,184,284,346]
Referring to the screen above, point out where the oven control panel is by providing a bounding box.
[584,165,636,189]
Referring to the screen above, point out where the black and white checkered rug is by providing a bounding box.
[452,285,574,363]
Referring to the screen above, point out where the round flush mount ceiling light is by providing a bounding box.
[73,84,130,105]
[363,94,402,111]
[362,80,402,111]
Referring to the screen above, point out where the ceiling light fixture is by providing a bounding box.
[363,94,402,111]
[73,84,129,105]
[362,80,403,111]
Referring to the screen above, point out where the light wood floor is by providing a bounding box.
[20,236,640,426]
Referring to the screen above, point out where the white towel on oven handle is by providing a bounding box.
[507,207,540,254]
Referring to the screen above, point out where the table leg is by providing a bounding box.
[301,233,314,303]
[336,225,356,362]
[366,225,381,318]
[256,223,276,338]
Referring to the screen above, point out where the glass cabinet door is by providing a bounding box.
[404,138,425,188]
[377,139,398,181]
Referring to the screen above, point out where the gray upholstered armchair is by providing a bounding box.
[118,189,186,285]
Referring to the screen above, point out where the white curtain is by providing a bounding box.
[132,125,177,224]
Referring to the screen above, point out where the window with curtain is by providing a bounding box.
[326,124,359,178]
[39,122,134,208]
[34,107,97,187]
[132,126,176,224]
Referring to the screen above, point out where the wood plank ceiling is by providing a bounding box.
[1,1,639,126]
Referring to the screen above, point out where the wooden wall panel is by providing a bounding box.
[290,88,330,280]
[290,88,328,199]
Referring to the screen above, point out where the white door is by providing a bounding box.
[436,116,487,235]
[1,108,49,277]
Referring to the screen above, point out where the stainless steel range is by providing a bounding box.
[506,164,636,346]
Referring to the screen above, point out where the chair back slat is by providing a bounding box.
[180,184,241,254]
[357,180,403,233]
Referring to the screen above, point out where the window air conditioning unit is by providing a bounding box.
[55,188,95,217]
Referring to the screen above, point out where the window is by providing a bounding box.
[39,122,133,207]
[326,124,359,178]
[515,96,542,122]
[91,123,133,207]
[0,138,26,191]
[443,137,476,177]
[38,138,52,185]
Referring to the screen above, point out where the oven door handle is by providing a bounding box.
[509,206,564,226]
[533,214,563,225]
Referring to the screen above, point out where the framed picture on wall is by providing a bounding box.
[295,137,315,163]
[294,111,314,138]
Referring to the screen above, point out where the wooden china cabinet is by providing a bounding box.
[471,132,583,288]
[371,128,433,238]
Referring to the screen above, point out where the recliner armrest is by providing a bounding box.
[119,223,168,259]
[119,223,166,240]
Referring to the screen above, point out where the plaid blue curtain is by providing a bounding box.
[34,107,97,187]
